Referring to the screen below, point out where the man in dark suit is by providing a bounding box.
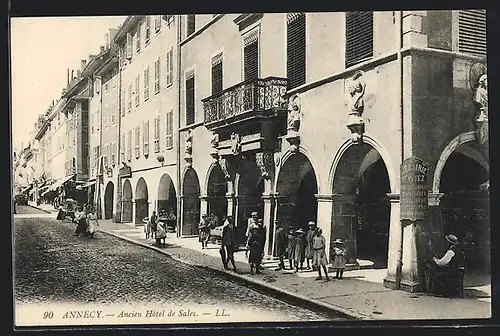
[274,220,287,270]
[221,215,237,271]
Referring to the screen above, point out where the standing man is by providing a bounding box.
[245,212,259,257]
[150,211,157,240]
[221,215,237,271]
[274,220,288,271]
[257,219,267,270]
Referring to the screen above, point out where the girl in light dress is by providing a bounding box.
[332,238,347,279]
[312,228,330,281]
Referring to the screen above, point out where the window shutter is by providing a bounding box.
[458,10,487,56]
[126,33,133,60]
[345,11,374,68]
[155,15,161,32]
[111,142,116,166]
[243,31,259,81]
[121,89,125,116]
[287,13,306,90]
[128,83,132,112]
[135,74,140,106]
[211,53,223,94]
[136,23,141,52]
[166,109,173,149]
[187,15,196,36]
[145,16,151,43]
[128,129,132,160]
[185,73,195,125]
[135,127,140,158]
[121,134,125,157]
[166,48,174,86]
[144,68,149,100]
[155,58,160,93]
[169,48,174,84]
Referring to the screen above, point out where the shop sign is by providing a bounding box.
[400,156,429,221]
[119,165,132,178]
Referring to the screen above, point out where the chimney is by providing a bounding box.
[77,70,81,78]
[67,68,70,84]
[81,59,87,71]
[71,70,74,80]
[52,100,54,106]
[105,33,110,49]
[100,45,105,52]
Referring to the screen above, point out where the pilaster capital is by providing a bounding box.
[428,193,444,206]
[200,194,209,200]
[332,193,358,202]
[315,194,334,202]
[387,193,400,203]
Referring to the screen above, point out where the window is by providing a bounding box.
[166,46,174,87]
[153,116,160,153]
[345,11,373,68]
[163,15,174,26]
[186,15,195,36]
[121,89,126,116]
[155,15,161,33]
[185,71,195,125]
[110,103,115,125]
[211,53,223,95]
[121,134,125,157]
[136,23,141,52]
[166,109,173,149]
[154,58,161,94]
[135,74,140,106]
[111,142,116,166]
[287,13,306,90]
[144,67,150,101]
[127,129,132,161]
[134,127,140,159]
[243,30,259,80]
[128,83,132,112]
[458,10,487,56]
[145,16,151,44]
[104,104,108,128]
[143,121,150,156]
[96,110,100,130]
[126,32,133,60]
[104,144,109,167]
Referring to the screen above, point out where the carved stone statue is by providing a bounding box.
[346,71,366,144]
[230,132,241,156]
[469,63,488,145]
[287,94,302,133]
[218,158,231,180]
[184,129,193,166]
[256,151,274,179]
[209,132,220,162]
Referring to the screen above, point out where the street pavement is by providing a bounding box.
[19,203,493,321]
[13,206,339,324]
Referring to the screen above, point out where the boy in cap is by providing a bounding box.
[305,221,317,270]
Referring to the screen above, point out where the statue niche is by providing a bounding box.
[469,63,488,145]
[346,70,366,144]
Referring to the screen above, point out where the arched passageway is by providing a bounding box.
[439,142,489,271]
[182,168,201,236]
[122,179,133,223]
[276,152,318,232]
[207,164,228,227]
[332,143,391,267]
[135,177,149,224]
[237,160,264,244]
[104,182,114,220]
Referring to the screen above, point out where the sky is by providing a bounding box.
[10,16,127,152]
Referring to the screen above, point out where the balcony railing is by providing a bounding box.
[203,77,288,125]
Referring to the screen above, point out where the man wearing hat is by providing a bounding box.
[221,215,237,271]
[274,220,288,271]
[294,228,306,272]
[304,221,317,270]
[198,214,210,249]
[245,212,260,257]
[426,234,464,297]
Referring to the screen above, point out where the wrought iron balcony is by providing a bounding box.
[202,77,288,128]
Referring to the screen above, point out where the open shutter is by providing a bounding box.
[243,30,259,81]
[211,53,223,95]
[187,15,196,36]
[185,72,195,125]
[126,32,133,60]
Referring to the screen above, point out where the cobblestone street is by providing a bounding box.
[14,206,339,323]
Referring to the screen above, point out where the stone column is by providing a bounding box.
[315,194,334,262]
[132,199,137,226]
[428,193,445,256]
[177,195,183,238]
[200,195,209,217]
[262,192,276,258]
[226,180,235,217]
[384,193,402,289]
[400,220,420,292]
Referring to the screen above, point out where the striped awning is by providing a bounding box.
[48,174,75,191]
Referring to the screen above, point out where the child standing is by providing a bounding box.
[332,238,347,279]
[286,227,296,270]
[312,228,330,281]
[304,221,317,270]
[248,227,263,274]
[294,228,306,273]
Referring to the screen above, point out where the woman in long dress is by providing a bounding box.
[294,228,306,272]
[156,221,167,247]
[312,228,330,281]
[86,207,99,238]
[332,238,347,279]
[286,227,296,270]
[248,227,263,274]
[304,221,317,270]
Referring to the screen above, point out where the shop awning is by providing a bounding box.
[41,189,56,197]
[49,174,75,191]
[21,185,33,194]
[80,181,96,188]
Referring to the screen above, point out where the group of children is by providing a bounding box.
[284,221,347,281]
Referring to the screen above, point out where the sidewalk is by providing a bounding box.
[93,219,492,321]
[25,203,492,320]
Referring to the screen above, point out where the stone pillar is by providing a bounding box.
[200,195,209,216]
[400,220,420,292]
[226,180,235,217]
[132,199,136,226]
[262,193,276,258]
[384,193,402,289]
[177,195,182,238]
[331,194,359,266]
[315,194,334,262]
[114,177,122,223]
[428,193,445,256]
